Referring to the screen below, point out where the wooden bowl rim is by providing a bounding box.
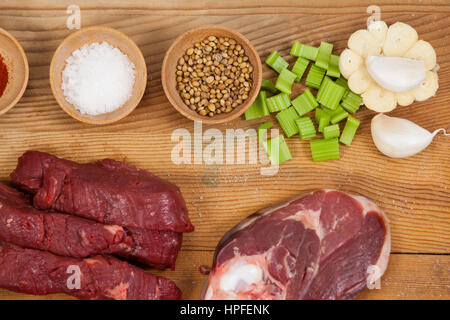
[162,25,262,124]
[0,27,29,117]
[49,26,147,125]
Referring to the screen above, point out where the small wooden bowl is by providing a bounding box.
[162,25,262,124]
[50,26,147,125]
[0,28,29,116]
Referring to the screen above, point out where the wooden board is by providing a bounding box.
[0,0,449,300]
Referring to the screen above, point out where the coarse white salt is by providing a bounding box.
[62,41,136,115]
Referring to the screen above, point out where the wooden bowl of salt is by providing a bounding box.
[50,26,147,125]
[0,28,29,116]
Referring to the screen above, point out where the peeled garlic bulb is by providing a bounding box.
[366,56,426,92]
[371,113,448,158]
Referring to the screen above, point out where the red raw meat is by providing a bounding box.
[0,241,181,300]
[11,151,194,232]
[203,189,390,300]
[0,183,181,269]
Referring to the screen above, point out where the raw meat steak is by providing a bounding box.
[203,189,390,300]
[0,182,182,269]
[0,241,181,300]
[11,151,194,232]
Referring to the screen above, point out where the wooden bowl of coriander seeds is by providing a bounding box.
[162,25,262,124]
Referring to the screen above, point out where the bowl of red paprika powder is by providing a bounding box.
[0,28,29,116]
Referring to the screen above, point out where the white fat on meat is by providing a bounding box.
[220,261,263,293]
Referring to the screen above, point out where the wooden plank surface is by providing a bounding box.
[0,0,449,299]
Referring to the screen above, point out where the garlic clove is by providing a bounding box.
[395,90,415,106]
[371,113,436,158]
[412,71,439,101]
[362,85,397,112]
[368,21,388,46]
[383,22,418,57]
[339,49,363,79]
[348,67,374,94]
[348,29,381,58]
[404,40,437,71]
[366,55,426,92]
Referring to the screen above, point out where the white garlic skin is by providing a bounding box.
[371,113,438,158]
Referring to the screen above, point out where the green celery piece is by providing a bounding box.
[263,134,292,165]
[341,91,362,114]
[257,121,273,145]
[305,64,326,89]
[296,117,317,140]
[310,138,340,162]
[326,54,340,78]
[276,107,300,138]
[340,115,360,145]
[335,77,349,93]
[266,51,288,73]
[316,76,346,110]
[330,105,349,124]
[291,41,318,60]
[291,57,309,82]
[315,106,333,126]
[266,92,291,113]
[315,42,333,70]
[315,108,322,125]
[275,68,297,94]
[323,124,340,139]
[261,78,278,94]
[290,41,302,57]
[292,89,319,116]
[244,91,269,120]
[318,112,331,133]
[316,76,333,103]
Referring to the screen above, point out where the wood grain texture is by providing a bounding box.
[0,0,448,300]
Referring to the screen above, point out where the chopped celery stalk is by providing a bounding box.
[266,92,291,112]
[290,41,302,57]
[275,69,297,94]
[326,54,340,78]
[292,89,319,116]
[315,108,322,125]
[263,134,292,164]
[318,111,331,133]
[335,77,349,93]
[276,107,299,138]
[310,138,340,162]
[315,107,332,125]
[261,78,278,94]
[341,91,362,114]
[291,41,318,60]
[315,42,333,70]
[340,115,360,145]
[244,91,269,120]
[266,51,289,73]
[316,76,346,110]
[296,117,316,140]
[323,124,340,139]
[257,121,273,145]
[305,64,326,89]
[330,105,349,124]
[291,57,309,82]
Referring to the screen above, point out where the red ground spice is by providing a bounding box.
[0,54,8,97]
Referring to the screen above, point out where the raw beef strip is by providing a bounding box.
[203,189,390,300]
[0,241,181,300]
[0,182,182,269]
[10,151,194,232]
